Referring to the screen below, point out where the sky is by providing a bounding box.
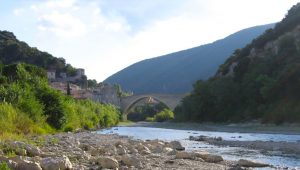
[0,0,299,81]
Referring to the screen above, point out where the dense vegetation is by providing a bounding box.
[0,63,120,137]
[127,103,167,121]
[0,31,77,76]
[0,31,100,88]
[175,3,300,124]
[105,24,274,94]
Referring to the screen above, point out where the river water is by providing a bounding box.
[98,125,300,169]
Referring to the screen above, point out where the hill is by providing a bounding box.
[175,3,300,124]
[0,31,78,77]
[104,24,275,94]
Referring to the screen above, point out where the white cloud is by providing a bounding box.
[38,11,87,38]
[5,0,300,81]
[13,8,24,16]
[45,0,76,9]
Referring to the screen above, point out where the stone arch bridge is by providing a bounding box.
[120,94,186,115]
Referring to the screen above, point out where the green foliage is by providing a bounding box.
[127,103,167,122]
[114,84,132,97]
[175,3,300,124]
[37,87,66,129]
[0,31,76,74]
[0,162,10,170]
[154,109,174,122]
[145,117,155,122]
[87,79,98,88]
[0,63,120,137]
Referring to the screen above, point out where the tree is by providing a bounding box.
[67,82,71,95]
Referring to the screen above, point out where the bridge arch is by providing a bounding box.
[122,96,171,115]
[120,94,185,120]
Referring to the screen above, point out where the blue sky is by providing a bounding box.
[0,0,299,81]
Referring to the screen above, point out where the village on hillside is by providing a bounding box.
[46,69,121,106]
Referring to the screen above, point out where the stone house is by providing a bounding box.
[47,70,56,81]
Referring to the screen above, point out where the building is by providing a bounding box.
[49,82,91,99]
[91,84,120,106]
[59,72,67,79]
[47,70,56,81]
[76,68,85,77]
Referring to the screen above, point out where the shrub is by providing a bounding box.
[0,63,121,137]
[154,109,174,122]
[145,117,155,122]
[0,162,11,170]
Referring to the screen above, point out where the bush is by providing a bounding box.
[145,117,155,122]
[0,63,121,137]
[0,103,42,135]
[0,162,10,170]
[154,109,174,122]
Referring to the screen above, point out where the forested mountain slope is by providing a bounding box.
[105,24,274,94]
[175,3,300,124]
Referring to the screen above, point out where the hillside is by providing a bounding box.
[175,3,300,124]
[0,31,78,76]
[0,63,120,136]
[104,24,274,94]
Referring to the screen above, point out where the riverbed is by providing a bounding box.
[98,122,300,169]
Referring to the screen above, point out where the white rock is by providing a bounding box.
[163,147,174,153]
[128,147,138,154]
[41,156,73,170]
[140,149,151,155]
[97,156,119,169]
[237,159,269,167]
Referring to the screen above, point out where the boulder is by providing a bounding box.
[136,143,148,151]
[103,145,117,156]
[97,156,119,169]
[189,135,208,141]
[237,159,269,167]
[9,141,42,157]
[6,156,42,170]
[194,152,223,163]
[140,149,151,155]
[145,140,165,148]
[163,147,173,153]
[7,160,18,169]
[128,147,138,154]
[121,155,142,168]
[151,146,163,153]
[169,141,185,151]
[114,141,124,147]
[117,147,127,155]
[16,161,42,170]
[189,136,222,142]
[41,156,73,170]
[175,151,195,160]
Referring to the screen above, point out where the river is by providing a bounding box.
[98,123,300,169]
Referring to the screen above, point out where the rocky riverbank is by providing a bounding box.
[0,131,272,170]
